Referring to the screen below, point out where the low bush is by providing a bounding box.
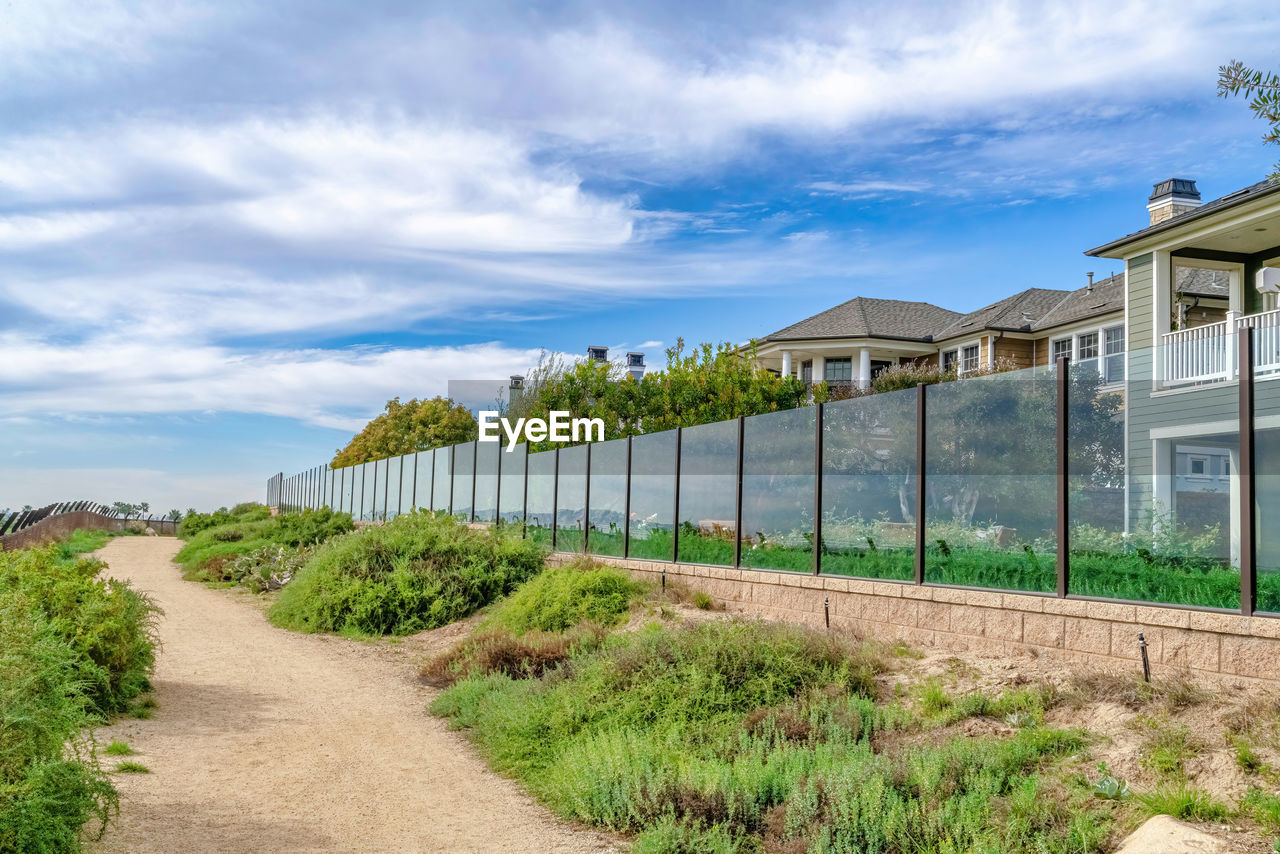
[269,511,546,635]
[484,560,647,634]
[176,507,353,582]
[0,535,158,852]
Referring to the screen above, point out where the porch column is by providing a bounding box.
[813,355,825,385]
[858,348,872,389]
[781,350,792,378]
[1227,311,1242,380]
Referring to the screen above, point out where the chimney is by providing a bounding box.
[587,345,608,363]
[508,375,524,406]
[1147,178,1201,226]
[625,351,645,381]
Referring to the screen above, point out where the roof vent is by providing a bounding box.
[586,345,608,363]
[1086,272,1094,293]
[1147,178,1202,226]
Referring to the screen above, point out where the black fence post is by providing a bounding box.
[915,383,926,585]
[521,445,529,539]
[448,445,455,517]
[1241,327,1257,616]
[552,447,560,551]
[813,402,824,576]
[495,442,503,528]
[623,436,633,559]
[672,427,683,563]
[584,442,592,554]
[734,415,745,569]
[1056,356,1070,598]
[470,442,478,523]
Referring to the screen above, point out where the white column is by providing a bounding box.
[1152,438,1174,548]
[858,348,871,389]
[780,350,792,378]
[1153,250,1171,385]
[813,355,825,385]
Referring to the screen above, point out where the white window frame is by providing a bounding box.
[960,342,981,374]
[1050,324,1125,387]
[941,349,958,373]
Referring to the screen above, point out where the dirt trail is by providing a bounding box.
[87,537,620,854]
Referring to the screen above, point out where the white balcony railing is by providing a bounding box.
[1161,307,1280,386]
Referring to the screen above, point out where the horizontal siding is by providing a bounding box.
[995,336,1035,369]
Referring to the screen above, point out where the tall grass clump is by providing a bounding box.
[0,536,158,852]
[269,511,545,636]
[175,506,353,582]
[485,560,647,634]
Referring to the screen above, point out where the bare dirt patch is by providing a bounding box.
[86,537,621,854]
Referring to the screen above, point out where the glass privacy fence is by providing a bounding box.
[271,336,1280,617]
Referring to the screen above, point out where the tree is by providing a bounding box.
[1219,60,1280,178]
[138,502,150,519]
[168,509,183,521]
[332,396,478,467]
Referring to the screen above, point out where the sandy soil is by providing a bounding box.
[86,537,621,854]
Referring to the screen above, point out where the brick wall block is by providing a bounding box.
[1023,613,1066,649]
[1064,616,1111,656]
[1161,628,1220,671]
[885,598,920,627]
[917,600,952,633]
[1134,605,1191,629]
[986,609,1024,642]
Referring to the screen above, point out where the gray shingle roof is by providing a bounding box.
[1086,178,1280,257]
[1031,273,1125,331]
[1175,267,1230,298]
[933,288,1071,341]
[762,297,961,342]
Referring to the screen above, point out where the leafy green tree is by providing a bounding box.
[167,509,183,521]
[332,396,477,467]
[1219,60,1280,178]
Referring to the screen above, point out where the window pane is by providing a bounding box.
[821,386,917,580]
[556,444,587,551]
[1052,339,1072,362]
[452,442,475,521]
[677,419,738,566]
[925,367,1056,592]
[588,438,628,556]
[526,450,556,547]
[741,407,814,571]
[962,345,980,373]
[942,351,957,373]
[629,430,677,560]
[824,358,851,382]
[432,447,451,513]
[1078,332,1099,360]
[474,441,499,523]
[1105,326,1125,354]
[498,444,527,527]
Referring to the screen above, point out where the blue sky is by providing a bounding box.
[2,0,1279,512]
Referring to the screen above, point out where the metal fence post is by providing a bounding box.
[1056,356,1070,598]
[495,442,503,528]
[1241,327,1257,616]
[915,383,927,585]
[552,447,560,551]
[584,442,592,554]
[623,436,633,558]
[521,445,529,539]
[410,453,418,512]
[813,402,824,576]
[734,416,745,569]
[448,445,455,517]
[470,441,478,523]
[672,427,683,562]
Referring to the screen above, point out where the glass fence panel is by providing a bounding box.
[400,453,417,513]
[432,447,450,513]
[474,441,500,523]
[588,438,628,557]
[821,387,917,580]
[498,444,527,528]
[924,367,1056,593]
[556,444,587,552]
[383,457,400,519]
[677,419,738,566]
[527,449,556,547]
[1255,340,1280,613]
[628,430,677,560]
[741,407,814,571]
[452,442,475,520]
[341,466,355,516]
[368,461,383,521]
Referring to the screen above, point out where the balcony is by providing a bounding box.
[1160,307,1280,387]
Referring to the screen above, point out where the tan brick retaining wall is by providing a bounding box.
[551,554,1280,683]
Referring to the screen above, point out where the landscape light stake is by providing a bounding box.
[1138,633,1151,682]
[824,596,830,629]
[1240,326,1257,616]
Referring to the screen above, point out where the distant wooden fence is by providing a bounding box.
[0,502,177,551]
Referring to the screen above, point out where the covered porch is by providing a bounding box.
[753,338,935,391]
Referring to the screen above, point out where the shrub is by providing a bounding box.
[175,508,353,582]
[269,511,546,635]
[485,561,647,634]
[422,623,608,687]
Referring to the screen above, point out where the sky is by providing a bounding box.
[2,0,1279,512]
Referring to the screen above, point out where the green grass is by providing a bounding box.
[484,561,647,634]
[1137,785,1229,821]
[0,536,159,852]
[269,511,546,636]
[103,741,133,757]
[175,506,354,583]
[432,613,1111,852]
[113,763,149,774]
[1139,719,1203,779]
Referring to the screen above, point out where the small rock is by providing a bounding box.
[1113,815,1227,854]
[144,527,157,537]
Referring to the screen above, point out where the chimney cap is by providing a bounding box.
[625,351,645,365]
[509,374,524,388]
[586,345,608,361]
[1149,178,1200,202]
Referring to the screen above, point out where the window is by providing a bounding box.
[1051,338,1072,364]
[800,360,812,384]
[824,357,852,382]
[961,344,980,374]
[941,350,958,373]
[1189,456,1208,476]
[1103,326,1125,384]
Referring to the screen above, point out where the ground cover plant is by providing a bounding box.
[0,534,159,853]
[269,511,546,636]
[175,504,353,585]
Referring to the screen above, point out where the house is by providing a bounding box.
[753,271,1128,391]
[1086,176,1280,569]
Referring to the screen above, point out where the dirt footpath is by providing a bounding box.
[87,537,620,854]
